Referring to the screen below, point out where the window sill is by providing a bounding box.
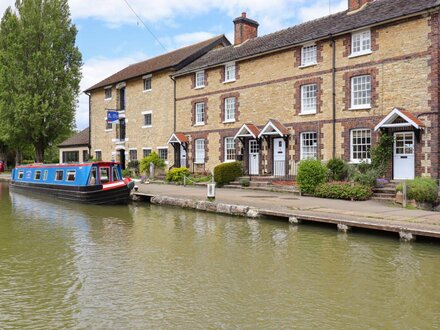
[194,123,205,127]
[299,63,317,69]
[349,106,371,111]
[348,50,372,59]
[349,160,372,165]
[142,125,152,129]
[194,86,205,90]
[143,89,152,93]
[105,129,112,132]
[223,120,236,124]
[299,112,317,116]
[223,160,235,163]
[194,162,205,165]
[223,79,236,84]
[104,98,112,101]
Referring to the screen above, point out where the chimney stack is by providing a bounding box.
[348,0,373,11]
[233,12,259,46]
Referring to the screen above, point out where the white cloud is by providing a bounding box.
[160,31,217,50]
[76,52,148,129]
[298,0,347,22]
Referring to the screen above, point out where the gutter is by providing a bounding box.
[172,7,440,78]
[85,91,91,157]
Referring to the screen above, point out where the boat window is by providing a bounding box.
[18,171,24,179]
[55,170,64,181]
[66,170,76,182]
[43,170,48,181]
[100,167,110,184]
[112,166,120,181]
[89,167,97,185]
[34,171,41,180]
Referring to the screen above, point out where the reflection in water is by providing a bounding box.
[1,183,440,329]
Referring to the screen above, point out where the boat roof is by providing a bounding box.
[15,162,120,169]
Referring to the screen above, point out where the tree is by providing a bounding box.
[0,0,82,163]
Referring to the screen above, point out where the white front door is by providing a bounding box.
[393,132,415,180]
[249,140,259,175]
[273,138,286,176]
[180,145,187,168]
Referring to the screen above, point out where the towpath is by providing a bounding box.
[137,183,440,239]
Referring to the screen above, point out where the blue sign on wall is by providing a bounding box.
[107,111,119,123]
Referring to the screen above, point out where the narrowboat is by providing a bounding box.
[10,162,134,204]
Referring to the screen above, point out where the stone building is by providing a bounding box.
[170,0,440,180]
[85,35,230,169]
[58,127,90,163]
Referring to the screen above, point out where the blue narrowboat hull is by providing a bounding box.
[10,181,132,204]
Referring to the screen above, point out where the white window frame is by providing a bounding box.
[142,110,152,128]
[104,116,112,132]
[95,150,102,161]
[194,139,205,164]
[55,170,64,181]
[300,132,318,160]
[195,102,205,125]
[351,75,371,110]
[143,74,152,92]
[301,84,318,114]
[224,97,236,123]
[157,147,168,163]
[350,129,372,163]
[104,86,112,100]
[17,170,24,179]
[66,170,76,182]
[34,170,42,180]
[195,71,205,88]
[350,29,372,58]
[224,62,236,83]
[301,44,317,67]
[224,137,236,162]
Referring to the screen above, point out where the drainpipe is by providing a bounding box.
[85,91,91,159]
[170,75,177,132]
[331,36,336,159]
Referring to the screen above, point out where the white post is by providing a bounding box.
[149,163,155,180]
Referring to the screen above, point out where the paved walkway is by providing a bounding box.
[138,183,440,237]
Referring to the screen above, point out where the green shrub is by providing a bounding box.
[352,168,378,187]
[140,152,165,174]
[166,167,190,183]
[127,160,140,169]
[240,178,250,187]
[397,177,438,204]
[327,158,348,181]
[315,182,372,201]
[214,161,243,187]
[371,133,394,177]
[297,159,328,194]
[122,169,131,178]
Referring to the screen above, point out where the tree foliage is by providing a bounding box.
[0,0,82,162]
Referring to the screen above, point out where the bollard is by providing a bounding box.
[207,183,215,201]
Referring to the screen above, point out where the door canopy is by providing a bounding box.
[374,108,425,132]
[258,119,289,138]
[234,123,261,140]
[167,133,189,145]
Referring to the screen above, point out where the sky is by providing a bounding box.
[0,0,347,130]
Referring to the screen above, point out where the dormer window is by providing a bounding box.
[301,44,317,67]
[224,63,236,82]
[195,71,205,88]
[143,74,152,91]
[351,30,371,57]
[104,87,112,100]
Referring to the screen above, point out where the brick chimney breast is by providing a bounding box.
[348,0,374,11]
[233,12,259,46]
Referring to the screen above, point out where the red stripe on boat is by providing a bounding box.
[102,181,126,191]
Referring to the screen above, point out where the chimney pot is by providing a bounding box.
[242,12,246,18]
[348,0,373,12]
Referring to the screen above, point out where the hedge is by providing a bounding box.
[297,159,328,194]
[397,177,438,204]
[214,161,243,187]
[166,167,190,183]
[315,182,372,201]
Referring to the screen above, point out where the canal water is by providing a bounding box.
[0,183,439,329]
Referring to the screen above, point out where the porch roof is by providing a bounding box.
[233,123,260,140]
[258,119,289,138]
[167,133,189,144]
[374,108,425,131]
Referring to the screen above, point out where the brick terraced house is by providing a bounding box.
[85,35,230,169]
[170,0,440,180]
